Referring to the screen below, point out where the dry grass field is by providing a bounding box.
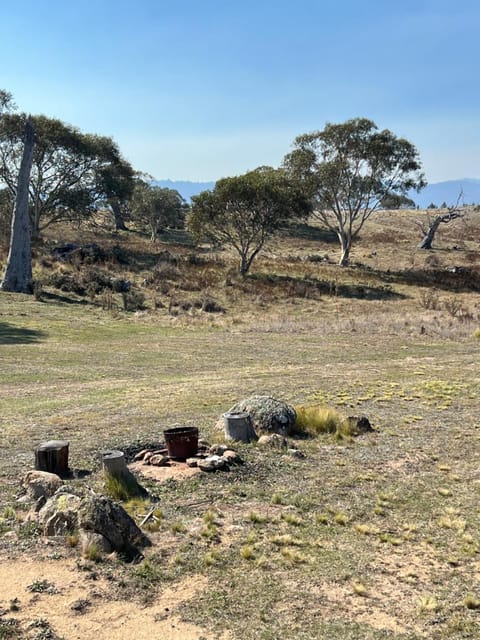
[0,208,479,639]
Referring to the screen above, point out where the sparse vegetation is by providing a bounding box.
[1,204,480,639]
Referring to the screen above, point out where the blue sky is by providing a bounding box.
[1,0,479,182]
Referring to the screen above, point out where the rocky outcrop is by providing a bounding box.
[221,395,296,436]
[37,492,81,536]
[77,495,150,558]
[21,470,63,502]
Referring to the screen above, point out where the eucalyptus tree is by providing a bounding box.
[0,114,134,237]
[188,166,311,275]
[284,118,425,265]
[129,180,186,242]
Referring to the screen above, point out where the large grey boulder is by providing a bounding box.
[77,495,150,557]
[37,492,81,536]
[222,395,296,436]
[21,470,63,502]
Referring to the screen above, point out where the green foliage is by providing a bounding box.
[0,112,134,236]
[380,193,416,209]
[0,618,21,639]
[0,187,13,241]
[284,118,425,265]
[134,559,164,588]
[188,166,311,274]
[129,181,187,242]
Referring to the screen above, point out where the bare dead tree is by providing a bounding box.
[416,192,465,250]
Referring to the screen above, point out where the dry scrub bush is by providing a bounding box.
[443,296,473,321]
[419,288,440,310]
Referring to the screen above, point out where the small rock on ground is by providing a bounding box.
[258,434,288,449]
[198,455,228,472]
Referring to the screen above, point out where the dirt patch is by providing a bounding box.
[129,460,201,482]
[0,558,227,640]
[310,580,409,634]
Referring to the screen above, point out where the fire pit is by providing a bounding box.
[163,427,199,460]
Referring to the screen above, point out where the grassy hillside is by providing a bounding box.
[0,209,479,639]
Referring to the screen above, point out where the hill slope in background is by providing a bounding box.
[153,179,215,202]
[411,179,480,208]
[154,178,480,208]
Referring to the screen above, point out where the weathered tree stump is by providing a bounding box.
[102,450,128,477]
[223,412,258,443]
[102,450,147,498]
[35,440,69,476]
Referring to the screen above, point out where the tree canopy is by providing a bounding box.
[188,167,312,275]
[283,118,425,265]
[129,181,186,242]
[0,113,134,236]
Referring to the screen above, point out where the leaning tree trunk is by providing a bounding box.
[338,231,352,266]
[417,208,464,250]
[111,199,127,231]
[418,216,442,250]
[0,118,35,293]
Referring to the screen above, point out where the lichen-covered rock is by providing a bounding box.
[198,455,228,472]
[77,495,150,557]
[223,395,296,436]
[258,434,288,449]
[149,454,169,467]
[209,444,228,456]
[21,470,64,502]
[37,492,81,535]
[79,529,113,555]
[222,450,241,464]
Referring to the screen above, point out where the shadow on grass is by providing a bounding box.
[245,272,406,301]
[389,266,480,293]
[0,322,47,344]
[279,222,338,243]
[41,292,91,306]
[357,263,480,293]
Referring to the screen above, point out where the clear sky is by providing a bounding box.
[1,0,479,183]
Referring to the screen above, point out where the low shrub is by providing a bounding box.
[294,405,344,436]
[419,288,440,310]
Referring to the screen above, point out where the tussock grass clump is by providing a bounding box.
[240,545,255,560]
[294,405,345,436]
[104,472,145,502]
[352,582,368,597]
[83,541,102,562]
[463,593,480,610]
[418,595,439,612]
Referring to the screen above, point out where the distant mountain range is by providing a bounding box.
[409,179,480,208]
[153,180,215,202]
[155,178,480,208]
